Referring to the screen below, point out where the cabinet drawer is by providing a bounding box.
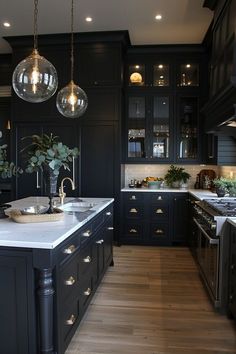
[150,204,169,219]
[59,254,79,302]
[151,193,169,203]
[80,277,93,315]
[79,223,94,246]
[58,232,80,265]
[149,223,170,245]
[79,246,93,277]
[123,192,144,202]
[123,223,143,239]
[103,205,113,221]
[61,297,80,347]
[125,204,144,218]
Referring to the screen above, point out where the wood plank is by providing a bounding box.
[66,246,236,354]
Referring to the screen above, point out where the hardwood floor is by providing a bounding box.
[66,246,236,354]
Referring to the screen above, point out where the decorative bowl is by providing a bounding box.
[21,205,49,215]
[148,181,162,189]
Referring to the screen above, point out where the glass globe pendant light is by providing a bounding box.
[56,0,88,118]
[12,0,58,103]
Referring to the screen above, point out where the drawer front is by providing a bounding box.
[79,245,93,277]
[125,204,144,218]
[60,297,80,350]
[92,213,104,234]
[103,205,113,222]
[59,254,79,302]
[150,193,169,203]
[58,232,80,265]
[79,223,94,246]
[150,204,169,219]
[80,277,93,315]
[123,192,144,202]
[123,222,143,240]
[149,223,170,245]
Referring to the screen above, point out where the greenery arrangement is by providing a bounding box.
[21,133,79,176]
[0,144,22,178]
[164,165,191,186]
[213,177,236,196]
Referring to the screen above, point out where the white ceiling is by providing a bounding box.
[0,0,213,54]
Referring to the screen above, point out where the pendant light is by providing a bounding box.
[12,0,58,103]
[56,0,88,118]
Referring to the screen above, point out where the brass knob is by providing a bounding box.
[96,239,104,245]
[106,211,112,216]
[64,276,76,286]
[157,196,162,200]
[83,256,92,263]
[130,195,137,200]
[66,314,76,325]
[130,208,138,213]
[82,230,92,237]
[107,226,114,230]
[84,287,91,296]
[156,208,163,214]
[129,228,137,233]
[63,244,76,254]
[155,229,164,235]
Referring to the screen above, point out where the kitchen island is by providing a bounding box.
[0,196,114,354]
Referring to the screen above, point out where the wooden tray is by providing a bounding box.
[7,208,64,223]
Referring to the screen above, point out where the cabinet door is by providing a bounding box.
[0,254,35,354]
[229,227,236,319]
[80,123,116,197]
[176,96,199,163]
[172,193,189,243]
[78,44,122,87]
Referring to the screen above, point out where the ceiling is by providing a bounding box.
[0,0,213,54]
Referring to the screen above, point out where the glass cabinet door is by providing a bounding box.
[177,97,198,160]
[177,63,199,87]
[153,64,169,87]
[128,96,146,158]
[152,96,170,159]
[128,64,145,86]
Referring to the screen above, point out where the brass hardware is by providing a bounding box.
[129,228,137,233]
[66,314,76,325]
[36,171,40,189]
[96,239,104,245]
[130,208,138,213]
[82,230,92,237]
[83,256,91,263]
[231,264,235,270]
[130,195,137,200]
[84,287,91,296]
[64,276,76,286]
[107,226,114,230]
[106,211,112,216]
[208,155,214,159]
[63,244,76,254]
[155,229,164,235]
[156,208,163,214]
[59,177,75,205]
[157,196,162,200]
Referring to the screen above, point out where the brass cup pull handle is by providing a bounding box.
[129,228,137,233]
[64,276,76,286]
[63,244,76,254]
[83,256,92,263]
[130,208,138,213]
[155,229,164,235]
[130,195,137,200]
[82,230,92,237]
[84,287,91,296]
[96,239,104,245]
[107,226,114,230]
[156,208,164,214]
[66,314,76,325]
[157,196,162,200]
[106,211,112,216]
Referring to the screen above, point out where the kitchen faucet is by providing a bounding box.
[59,177,75,204]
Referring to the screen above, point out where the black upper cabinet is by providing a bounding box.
[78,43,122,87]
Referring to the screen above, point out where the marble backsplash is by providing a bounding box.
[123,164,222,189]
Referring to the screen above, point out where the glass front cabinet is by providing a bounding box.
[125,58,201,163]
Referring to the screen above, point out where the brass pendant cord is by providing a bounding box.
[70,0,74,82]
[33,0,38,50]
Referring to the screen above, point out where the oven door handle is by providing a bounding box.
[193,217,219,245]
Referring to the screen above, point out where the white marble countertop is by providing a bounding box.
[121,187,218,200]
[0,196,113,249]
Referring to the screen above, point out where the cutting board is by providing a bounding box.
[199,169,216,189]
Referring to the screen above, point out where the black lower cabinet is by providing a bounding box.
[120,191,188,246]
[228,224,236,320]
[0,203,113,354]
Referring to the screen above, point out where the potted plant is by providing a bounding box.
[21,133,79,212]
[213,177,228,197]
[164,165,191,188]
[0,144,22,179]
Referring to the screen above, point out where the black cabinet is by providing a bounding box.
[120,191,188,246]
[228,224,236,320]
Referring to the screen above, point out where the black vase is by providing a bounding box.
[42,165,58,213]
[215,186,225,198]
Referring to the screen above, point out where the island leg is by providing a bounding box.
[37,268,55,354]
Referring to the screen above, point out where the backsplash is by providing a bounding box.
[123,164,219,188]
[219,166,236,179]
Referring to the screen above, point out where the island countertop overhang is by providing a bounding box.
[0,196,114,249]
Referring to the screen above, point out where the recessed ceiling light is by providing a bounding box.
[3,22,11,28]
[155,14,162,20]
[135,65,140,69]
[186,64,191,68]
[158,64,163,69]
[85,17,92,22]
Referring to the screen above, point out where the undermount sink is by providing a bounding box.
[60,201,97,213]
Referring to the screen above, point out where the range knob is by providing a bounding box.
[210,222,216,230]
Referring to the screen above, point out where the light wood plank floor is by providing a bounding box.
[66,246,236,354]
